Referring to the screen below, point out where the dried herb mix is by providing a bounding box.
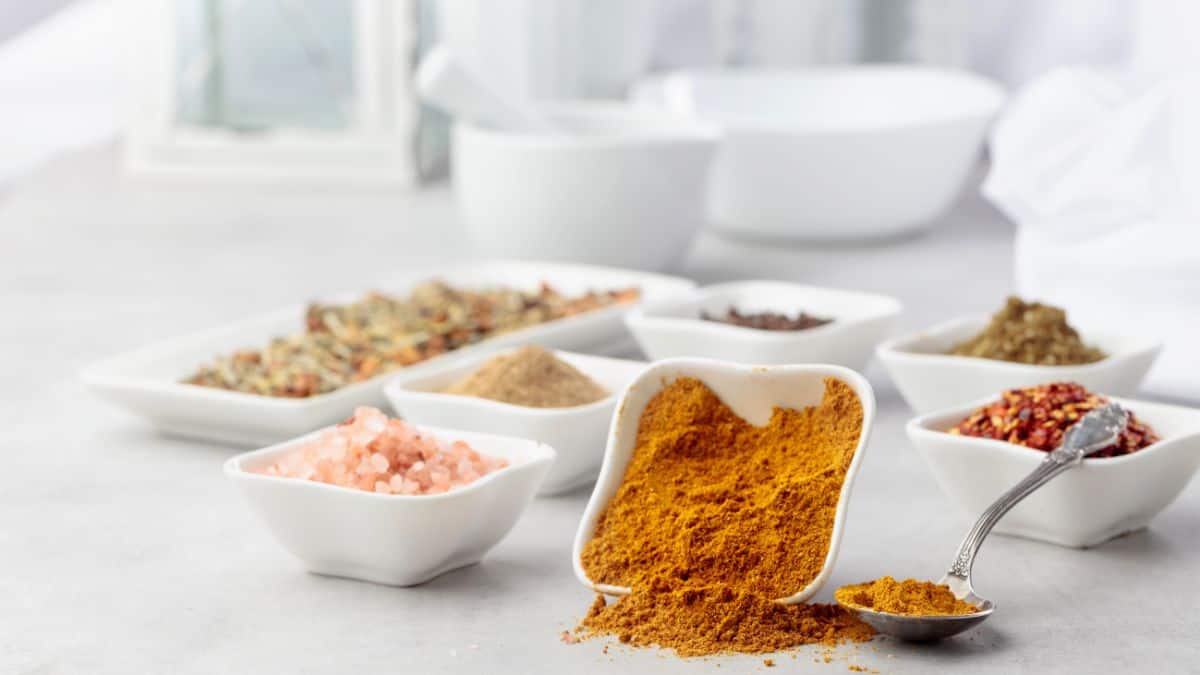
[184,281,638,397]
[702,308,833,332]
[445,345,608,408]
[950,382,1158,458]
[575,377,873,656]
[950,296,1105,365]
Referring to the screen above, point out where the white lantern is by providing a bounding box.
[121,0,434,186]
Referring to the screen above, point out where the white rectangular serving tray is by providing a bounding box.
[82,261,694,446]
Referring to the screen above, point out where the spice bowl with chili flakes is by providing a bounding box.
[384,347,647,495]
[907,386,1200,548]
[877,314,1160,414]
[224,419,554,586]
[573,358,876,604]
[624,281,902,370]
[82,261,692,446]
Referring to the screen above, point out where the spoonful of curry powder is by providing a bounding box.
[573,376,874,656]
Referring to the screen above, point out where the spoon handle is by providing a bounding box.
[946,403,1128,581]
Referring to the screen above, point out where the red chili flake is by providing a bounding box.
[949,382,1159,458]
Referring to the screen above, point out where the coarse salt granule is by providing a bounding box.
[256,407,508,495]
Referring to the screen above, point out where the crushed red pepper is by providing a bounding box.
[949,382,1158,458]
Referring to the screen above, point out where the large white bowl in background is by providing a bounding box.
[225,424,554,586]
[572,359,875,604]
[82,261,693,446]
[625,281,901,371]
[877,315,1161,414]
[632,66,1005,241]
[384,348,647,495]
[908,396,1200,548]
[453,102,717,271]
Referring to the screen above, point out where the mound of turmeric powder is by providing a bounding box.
[577,376,873,656]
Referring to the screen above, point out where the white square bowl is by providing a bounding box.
[383,349,647,496]
[907,396,1200,548]
[571,358,876,604]
[224,424,554,586]
[623,281,902,371]
[877,315,1161,414]
[82,261,693,446]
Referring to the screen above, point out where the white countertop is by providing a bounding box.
[3,147,1197,674]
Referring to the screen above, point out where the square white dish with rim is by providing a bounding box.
[624,280,902,371]
[907,395,1200,548]
[82,261,693,446]
[384,348,647,496]
[572,358,876,604]
[878,315,1161,414]
[225,423,554,586]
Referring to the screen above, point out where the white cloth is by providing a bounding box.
[0,0,117,185]
[984,68,1200,400]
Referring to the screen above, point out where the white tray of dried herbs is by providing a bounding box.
[82,261,693,446]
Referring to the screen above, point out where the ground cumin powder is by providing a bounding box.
[445,345,607,408]
[835,577,979,617]
[577,376,873,656]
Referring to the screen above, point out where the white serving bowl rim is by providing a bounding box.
[907,393,1200,468]
[630,280,903,344]
[224,423,556,503]
[877,315,1163,374]
[456,101,719,148]
[383,348,634,417]
[633,64,1006,134]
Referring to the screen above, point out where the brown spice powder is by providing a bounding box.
[445,345,608,408]
[835,576,979,617]
[583,590,873,657]
[577,377,873,656]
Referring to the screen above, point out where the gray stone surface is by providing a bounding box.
[2,146,1197,673]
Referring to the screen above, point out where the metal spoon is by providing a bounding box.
[842,403,1129,641]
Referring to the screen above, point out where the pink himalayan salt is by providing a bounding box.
[256,407,508,496]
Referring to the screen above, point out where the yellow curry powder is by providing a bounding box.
[835,576,979,617]
[577,376,873,656]
[840,571,979,614]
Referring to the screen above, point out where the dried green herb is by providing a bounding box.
[950,297,1105,365]
[184,281,638,398]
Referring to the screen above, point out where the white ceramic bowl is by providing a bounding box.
[877,315,1162,414]
[82,261,693,446]
[632,66,1005,241]
[624,281,902,371]
[224,424,554,586]
[572,359,875,604]
[908,396,1200,548]
[383,348,647,495]
[453,102,717,271]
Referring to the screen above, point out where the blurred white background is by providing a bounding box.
[1,0,1195,185]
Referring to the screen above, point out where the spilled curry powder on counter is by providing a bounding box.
[576,376,874,656]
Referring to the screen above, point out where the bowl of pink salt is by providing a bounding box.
[224,406,555,586]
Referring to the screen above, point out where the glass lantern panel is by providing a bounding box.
[174,0,358,132]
